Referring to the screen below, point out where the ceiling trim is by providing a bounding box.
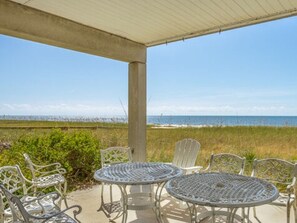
[147,8,297,47]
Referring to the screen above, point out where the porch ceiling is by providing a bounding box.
[10,0,297,47]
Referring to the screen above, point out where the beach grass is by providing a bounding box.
[147,126,297,173]
[0,119,127,128]
[1,120,296,175]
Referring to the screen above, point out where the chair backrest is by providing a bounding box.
[0,184,81,223]
[0,166,28,222]
[252,158,297,185]
[0,184,30,222]
[23,153,36,179]
[172,139,201,168]
[0,165,28,195]
[100,147,133,167]
[206,153,246,175]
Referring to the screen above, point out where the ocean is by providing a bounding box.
[147,116,297,127]
[1,115,297,127]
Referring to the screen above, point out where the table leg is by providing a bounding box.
[154,182,166,223]
[227,208,238,223]
[246,207,251,223]
[118,185,128,223]
[186,203,198,223]
[241,208,252,223]
[193,206,249,223]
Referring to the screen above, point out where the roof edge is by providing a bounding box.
[0,0,147,63]
[147,8,297,47]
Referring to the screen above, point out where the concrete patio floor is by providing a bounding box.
[64,185,294,223]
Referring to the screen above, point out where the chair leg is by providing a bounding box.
[287,204,291,223]
[109,184,113,214]
[54,184,63,208]
[100,182,105,207]
[0,200,4,223]
[62,181,68,208]
[54,182,68,208]
[293,202,297,223]
[98,183,109,216]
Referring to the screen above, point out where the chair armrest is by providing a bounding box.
[180,166,203,174]
[23,203,82,222]
[22,192,60,204]
[9,192,61,219]
[33,162,62,169]
[287,177,296,194]
[34,163,67,175]
[18,191,45,199]
[36,167,67,176]
[22,191,61,210]
[11,194,82,223]
[165,163,203,174]
[200,166,210,173]
[33,161,66,175]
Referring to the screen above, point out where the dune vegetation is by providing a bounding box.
[0,120,296,189]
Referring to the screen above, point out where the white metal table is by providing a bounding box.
[94,162,183,223]
[165,172,279,223]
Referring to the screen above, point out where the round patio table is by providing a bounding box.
[94,162,183,223]
[165,172,279,223]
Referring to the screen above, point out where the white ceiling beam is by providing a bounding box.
[0,0,146,63]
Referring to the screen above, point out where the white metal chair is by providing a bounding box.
[251,158,297,223]
[98,147,133,219]
[23,153,68,207]
[204,153,246,175]
[203,153,246,222]
[171,138,202,174]
[0,165,59,223]
[0,184,82,223]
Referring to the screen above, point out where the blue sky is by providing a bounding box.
[1,16,297,116]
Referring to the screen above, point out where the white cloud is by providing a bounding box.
[0,103,127,116]
[0,103,296,116]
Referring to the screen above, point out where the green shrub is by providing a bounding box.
[0,129,102,190]
[240,149,257,173]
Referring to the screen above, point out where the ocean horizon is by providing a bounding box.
[1,115,297,127]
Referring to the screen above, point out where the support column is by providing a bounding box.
[128,62,147,162]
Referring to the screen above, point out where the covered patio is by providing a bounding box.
[1,0,297,222]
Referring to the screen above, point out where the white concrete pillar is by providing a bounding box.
[128,62,146,162]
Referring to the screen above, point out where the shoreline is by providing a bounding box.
[1,115,297,127]
[151,124,214,129]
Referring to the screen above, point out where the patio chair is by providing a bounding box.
[202,153,246,222]
[251,158,297,223]
[166,139,202,208]
[204,153,246,175]
[0,184,82,223]
[0,165,59,223]
[23,153,68,207]
[171,138,202,174]
[98,147,133,219]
